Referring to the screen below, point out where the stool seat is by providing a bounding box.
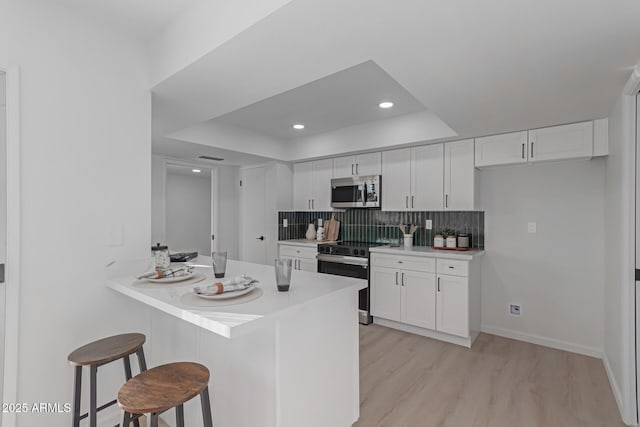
[118,362,210,414]
[68,333,146,366]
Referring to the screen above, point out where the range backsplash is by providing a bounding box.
[278,210,484,249]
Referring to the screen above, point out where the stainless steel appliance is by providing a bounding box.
[330,175,381,209]
[317,241,385,324]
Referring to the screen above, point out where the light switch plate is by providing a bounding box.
[425,219,432,230]
[283,219,288,227]
[527,222,537,234]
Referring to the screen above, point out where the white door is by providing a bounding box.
[370,267,401,321]
[528,121,593,162]
[436,274,469,337]
[411,144,444,210]
[401,271,436,330]
[240,166,267,264]
[474,131,528,167]
[293,162,313,211]
[333,155,356,178]
[382,148,411,211]
[355,152,382,176]
[0,71,6,426]
[311,159,333,211]
[445,139,475,210]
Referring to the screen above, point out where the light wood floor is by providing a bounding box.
[355,325,625,427]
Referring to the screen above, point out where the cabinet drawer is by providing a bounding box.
[436,259,469,277]
[371,254,435,273]
[278,245,318,260]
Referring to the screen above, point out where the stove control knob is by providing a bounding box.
[353,249,359,255]
[360,250,366,256]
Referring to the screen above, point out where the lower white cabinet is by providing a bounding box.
[278,243,318,272]
[370,252,481,347]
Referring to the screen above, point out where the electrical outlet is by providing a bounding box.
[509,304,521,316]
[283,219,288,228]
[527,222,537,234]
[425,219,433,230]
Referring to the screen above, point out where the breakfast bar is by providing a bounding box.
[107,257,366,427]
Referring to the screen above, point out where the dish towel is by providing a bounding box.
[137,266,194,280]
[194,275,259,296]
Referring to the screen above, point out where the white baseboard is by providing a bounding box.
[602,352,627,425]
[480,324,602,358]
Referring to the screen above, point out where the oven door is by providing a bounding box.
[317,255,371,324]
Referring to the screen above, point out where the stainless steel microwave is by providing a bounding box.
[330,175,381,209]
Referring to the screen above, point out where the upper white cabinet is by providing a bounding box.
[293,159,332,211]
[475,121,598,168]
[528,121,593,162]
[475,131,528,167]
[333,152,382,178]
[382,148,412,211]
[444,139,476,210]
[411,144,444,210]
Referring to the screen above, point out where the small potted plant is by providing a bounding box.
[443,228,457,248]
[433,230,445,248]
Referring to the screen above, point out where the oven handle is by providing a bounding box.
[317,254,369,266]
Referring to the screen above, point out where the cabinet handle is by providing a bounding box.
[531,142,534,158]
[401,272,405,286]
[437,277,440,292]
[312,199,314,210]
[356,163,359,175]
[405,196,409,208]
[395,271,399,285]
[522,143,525,159]
[411,195,414,208]
[351,164,354,175]
[308,199,311,210]
[445,194,449,208]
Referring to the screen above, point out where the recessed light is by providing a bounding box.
[293,124,305,130]
[379,101,394,109]
[192,169,201,173]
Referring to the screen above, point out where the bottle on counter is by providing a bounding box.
[316,218,324,241]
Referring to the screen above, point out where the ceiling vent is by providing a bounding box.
[198,155,224,162]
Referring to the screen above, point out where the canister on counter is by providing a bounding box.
[152,243,170,269]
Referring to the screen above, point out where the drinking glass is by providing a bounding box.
[274,258,293,292]
[211,251,228,278]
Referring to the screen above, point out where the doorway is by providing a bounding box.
[240,166,267,264]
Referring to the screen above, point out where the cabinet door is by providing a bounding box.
[411,144,444,210]
[370,267,401,322]
[436,274,469,338]
[293,162,313,211]
[529,121,593,162]
[381,148,411,211]
[445,139,475,210]
[298,258,318,272]
[474,131,528,167]
[401,270,436,330]
[355,152,382,176]
[311,159,333,211]
[333,156,356,178]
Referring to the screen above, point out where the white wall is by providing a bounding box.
[265,162,293,262]
[603,92,637,424]
[0,1,151,426]
[480,159,605,357]
[166,171,211,254]
[151,155,166,245]
[216,165,240,260]
[0,71,6,422]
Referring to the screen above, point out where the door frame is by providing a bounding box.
[2,66,21,427]
[238,164,267,263]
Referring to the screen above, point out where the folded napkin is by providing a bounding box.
[193,274,259,296]
[137,266,194,280]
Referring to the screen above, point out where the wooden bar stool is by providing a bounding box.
[117,362,213,427]
[67,333,147,427]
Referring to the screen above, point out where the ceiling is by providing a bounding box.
[166,163,211,178]
[214,60,426,140]
[153,137,273,166]
[55,0,197,40]
[152,0,640,158]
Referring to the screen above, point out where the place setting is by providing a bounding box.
[131,244,206,288]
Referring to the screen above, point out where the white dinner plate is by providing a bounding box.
[193,284,257,300]
[145,271,195,284]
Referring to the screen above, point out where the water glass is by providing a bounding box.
[211,251,228,278]
[274,258,293,292]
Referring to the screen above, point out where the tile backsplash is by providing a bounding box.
[278,210,484,249]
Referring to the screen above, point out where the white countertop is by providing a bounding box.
[277,239,325,248]
[370,245,484,260]
[107,257,366,339]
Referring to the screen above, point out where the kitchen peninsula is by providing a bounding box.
[107,257,366,427]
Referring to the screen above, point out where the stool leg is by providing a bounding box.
[200,386,213,427]
[150,412,159,427]
[122,356,140,427]
[89,365,97,427]
[122,411,131,427]
[175,404,185,427]
[72,366,82,427]
[135,348,147,372]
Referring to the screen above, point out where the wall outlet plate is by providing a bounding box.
[283,219,288,227]
[527,222,537,234]
[509,304,521,316]
[425,219,432,230]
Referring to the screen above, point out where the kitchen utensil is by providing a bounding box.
[325,214,340,241]
[146,271,195,283]
[274,258,293,292]
[211,251,228,278]
[151,243,170,269]
[192,284,257,300]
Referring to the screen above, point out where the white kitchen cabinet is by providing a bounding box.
[411,144,444,210]
[474,131,528,167]
[402,270,437,330]
[381,148,412,211]
[444,139,476,210]
[293,159,333,211]
[528,121,593,162]
[333,152,382,178]
[370,267,402,322]
[278,243,318,272]
[436,274,469,338]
